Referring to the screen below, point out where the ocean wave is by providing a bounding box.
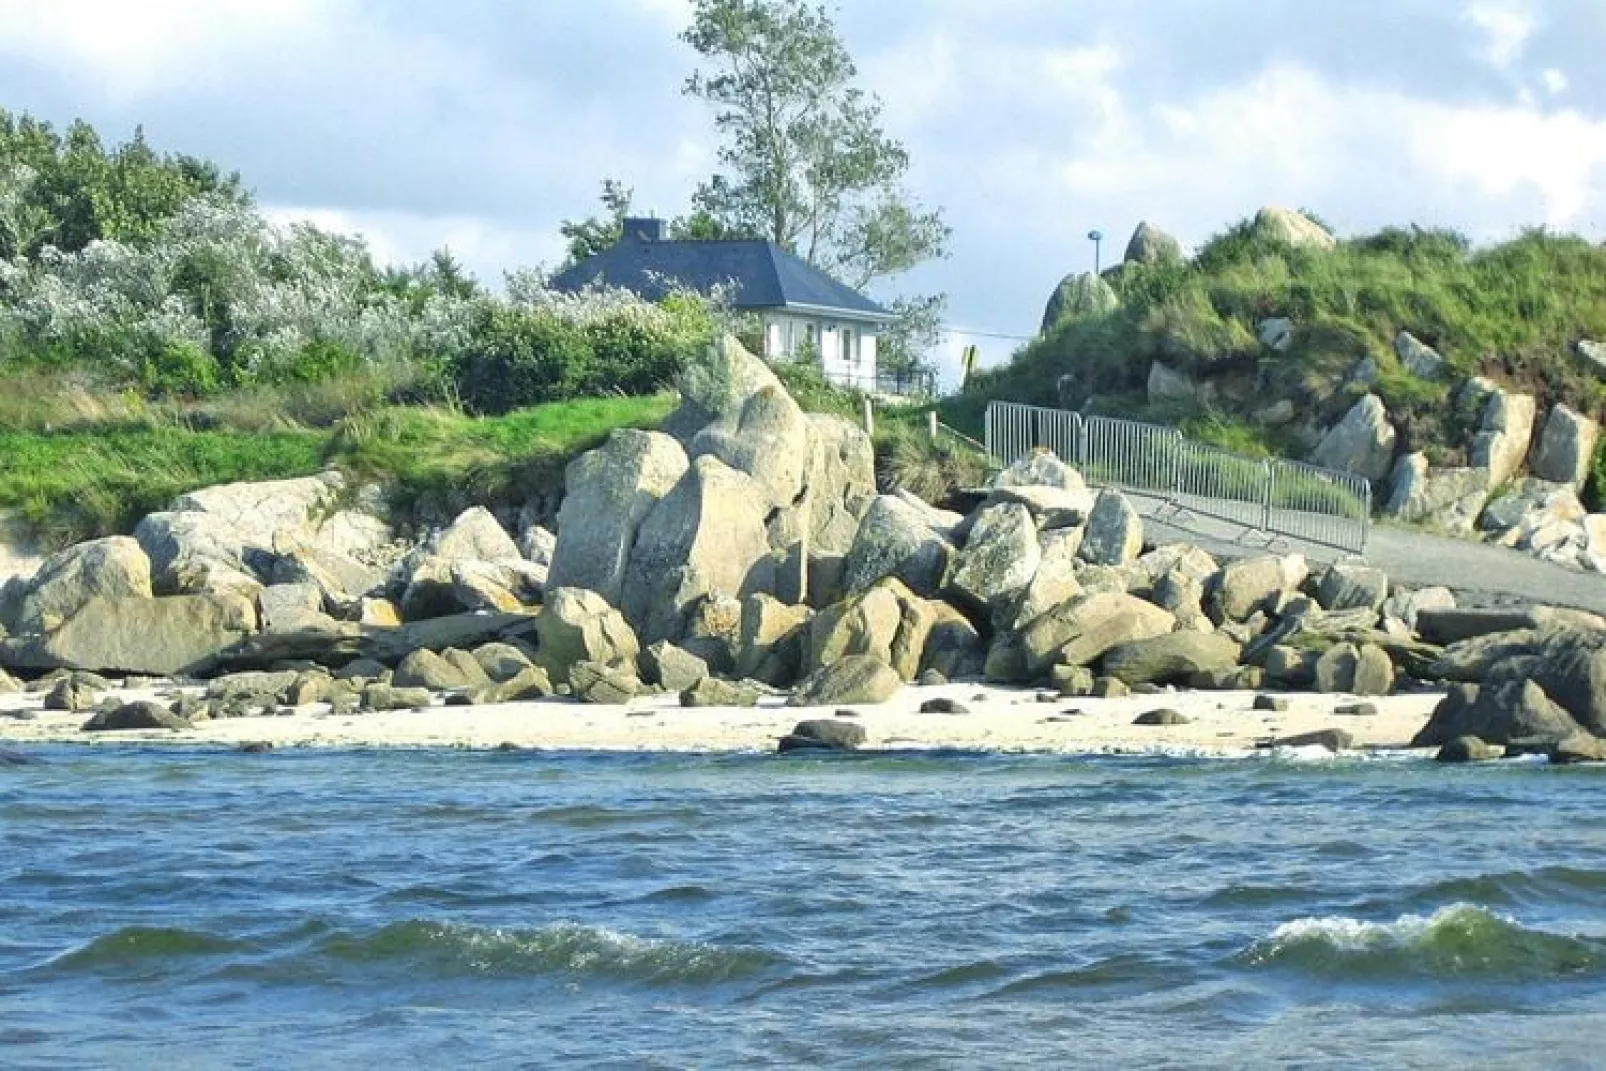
[1241,903,1606,980]
[1401,867,1606,912]
[315,919,778,983]
[46,926,246,970]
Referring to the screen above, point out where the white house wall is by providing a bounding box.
[761,311,878,390]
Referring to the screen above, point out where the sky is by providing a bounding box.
[0,0,1603,380]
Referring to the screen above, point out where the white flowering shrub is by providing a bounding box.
[0,193,716,404]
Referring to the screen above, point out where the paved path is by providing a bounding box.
[1125,493,1606,616]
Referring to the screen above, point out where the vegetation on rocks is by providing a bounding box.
[952,216,1606,501]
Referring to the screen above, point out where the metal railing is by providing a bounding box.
[983,400,1372,554]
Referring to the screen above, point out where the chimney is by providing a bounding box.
[621,217,665,243]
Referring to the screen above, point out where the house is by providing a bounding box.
[548,217,897,391]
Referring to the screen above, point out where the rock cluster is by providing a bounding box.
[1036,215,1606,577]
[4,333,1606,766]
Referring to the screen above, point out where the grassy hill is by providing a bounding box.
[942,216,1606,502]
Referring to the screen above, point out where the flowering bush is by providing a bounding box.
[0,189,716,405]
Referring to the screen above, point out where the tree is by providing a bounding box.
[681,0,949,293]
[557,178,635,270]
[0,110,245,257]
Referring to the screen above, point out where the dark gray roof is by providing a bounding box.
[548,237,894,322]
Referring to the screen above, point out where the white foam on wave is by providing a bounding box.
[1259,912,1471,950]
[1263,903,1506,951]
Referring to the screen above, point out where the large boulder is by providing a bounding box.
[1313,642,1395,696]
[950,502,1040,614]
[82,701,192,733]
[1310,394,1396,482]
[173,472,340,544]
[271,543,384,612]
[678,592,745,672]
[789,654,903,707]
[640,640,711,693]
[15,537,152,635]
[1531,404,1599,488]
[1470,388,1537,490]
[1003,554,1083,633]
[134,511,261,599]
[1078,490,1143,567]
[1101,631,1241,686]
[991,448,1085,493]
[1124,221,1183,266]
[620,455,774,646]
[1576,339,1606,376]
[777,718,867,752]
[1041,272,1119,334]
[393,648,479,691]
[426,506,523,564]
[258,583,329,633]
[1210,555,1307,623]
[1383,454,1489,534]
[174,471,391,561]
[1316,563,1389,613]
[788,413,878,593]
[1148,361,1209,407]
[533,587,640,685]
[1252,207,1337,251]
[921,600,986,680]
[1412,681,1585,748]
[734,593,812,686]
[1020,592,1176,674]
[1382,586,1456,632]
[20,594,255,676]
[667,334,788,438]
[1514,629,1606,737]
[841,495,954,598]
[1394,331,1447,380]
[546,429,690,605]
[980,485,1095,532]
[400,507,527,620]
[805,579,941,682]
[449,559,544,614]
[690,384,808,512]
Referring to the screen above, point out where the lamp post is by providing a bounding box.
[1087,229,1104,276]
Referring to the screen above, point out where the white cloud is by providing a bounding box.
[1463,0,1537,70]
[1543,67,1569,94]
[0,0,332,98]
[263,204,566,287]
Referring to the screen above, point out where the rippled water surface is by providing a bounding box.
[4,746,1606,1068]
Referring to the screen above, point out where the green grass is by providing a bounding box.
[0,393,676,547]
[953,219,1606,507]
[0,425,329,545]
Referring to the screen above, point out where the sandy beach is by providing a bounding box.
[0,682,1443,756]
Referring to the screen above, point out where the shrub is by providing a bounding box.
[139,338,219,397]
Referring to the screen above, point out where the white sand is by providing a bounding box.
[0,682,1443,756]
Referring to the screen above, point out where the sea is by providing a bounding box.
[3,745,1605,1069]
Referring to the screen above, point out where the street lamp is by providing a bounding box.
[1087,229,1104,276]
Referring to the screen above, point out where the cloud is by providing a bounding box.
[0,0,330,99]
[0,0,1603,380]
[1464,0,1538,69]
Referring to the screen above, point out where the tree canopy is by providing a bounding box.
[681,0,948,293]
[0,110,245,257]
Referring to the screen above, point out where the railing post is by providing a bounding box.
[862,397,875,437]
[927,409,939,443]
[1261,460,1275,533]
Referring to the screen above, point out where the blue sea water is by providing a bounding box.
[3,746,1606,1069]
